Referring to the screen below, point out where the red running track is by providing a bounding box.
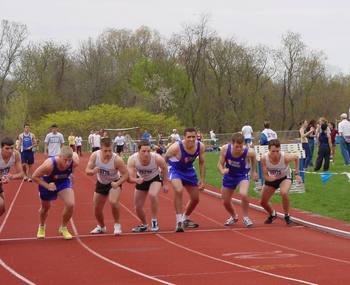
[1,154,350,285]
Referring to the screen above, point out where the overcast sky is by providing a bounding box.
[2,0,350,74]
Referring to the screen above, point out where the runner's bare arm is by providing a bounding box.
[126,156,139,183]
[85,152,98,176]
[164,142,179,162]
[111,157,128,188]
[32,159,55,189]
[248,148,258,181]
[7,152,24,180]
[156,154,169,184]
[285,153,302,183]
[261,157,276,182]
[198,142,206,190]
[217,145,229,175]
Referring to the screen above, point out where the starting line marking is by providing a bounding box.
[0,226,304,242]
[222,250,298,259]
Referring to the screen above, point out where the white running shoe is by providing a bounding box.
[151,220,159,232]
[243,217,253,227]
[114,223,122,235]
[224,215,239,226]
[90,225,107,234]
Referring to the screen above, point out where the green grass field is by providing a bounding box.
[200,146,350,223]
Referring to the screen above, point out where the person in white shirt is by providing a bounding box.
[91,130,101,152]
[338,113,350,165]
[44,124,65,157]
[114,132,126,156]
[86,138,128,235]
[259,121,277,145]
[260,139,302,225]
[127,140,170,232]
[241,123,254,146]
[209,130,217,145]
[0,137,24,217]
[88,130,94,152]
[170,129,181,141]
[75,135,83,156]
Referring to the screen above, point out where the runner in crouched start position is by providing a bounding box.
[0,137,24,217]
[32,146,79,240]
[217,133,258,227]
[127,140,170,232]
[165,127,206,232]
[260,139,302,225]
[86,137,128,235]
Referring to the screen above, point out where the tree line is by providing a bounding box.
[1,16,350,138]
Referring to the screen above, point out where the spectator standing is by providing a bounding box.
[338,113,350,165]
[75,135,83,156]
[314,123,332,171]
[329,122,338,162]
[259,121,277,145]
[241,123,253,146]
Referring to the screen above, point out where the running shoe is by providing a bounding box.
[224,215,239,226]
[58,226,73,240]
[28,178,32,182]
[90,225,107,234]
[175,221,184,232]
[151,220,159,232]
[132,224,148,233]
[37,224,46,239]
[183,219,199,228]
[243,217,253,227]
[284,214,293,225]
[114,223,122,235]
[264,210,277,224]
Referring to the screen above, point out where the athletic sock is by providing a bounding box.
[182,214,188,221]
[176,214,182,223]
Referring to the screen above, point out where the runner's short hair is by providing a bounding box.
[138,140,151,150]
[60,146,73,158]
[101,137,112,147]
[231,133,244,144]
[184,127,196,136]
[264,121,270,128]
[268,139,281,149]
[1,137,14,147]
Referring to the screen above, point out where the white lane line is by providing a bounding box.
[0,179,25,234]
[201,188,350,264]
[70,219,175,285]
[123,191,316,284]
[234,230,350,265]
[156,234,318,285]
[154,270,250,278]
[203,188,350,239]
[0,226,304,242]
[0,258,37,285]
[0,228,232,242]
[71,168,176,285]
